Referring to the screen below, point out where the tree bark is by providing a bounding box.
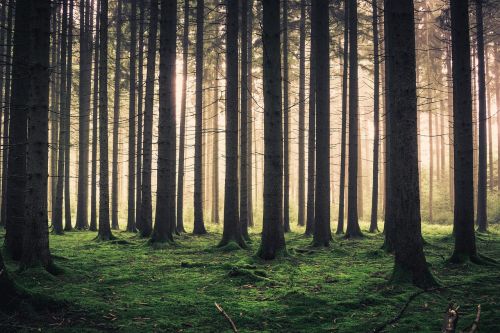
[97,0,114,241]
[297,0,306,228]
[219,0,245,248]
[449,0,478,263]
[258,0,285,259]
[139,0,158,238]
[177,0,189,233]
[247,0,254,228]
[475,0,487,233]
[346,0,363,239]
[282,0,290,233]
[135,0,145,230]
[369,0,380,233]
[151,0,177,244]
[385,0,436,289]
[111,0,123,230]
[193,0,207,235]
[127,0,137,232]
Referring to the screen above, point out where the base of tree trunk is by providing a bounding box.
[149,238,174,249]
[390,263,439,290]
[192,228,207,235]
[449,252,497,265]
[176,226,187,234]
[95,233,116,242]
[311,239,330,248]
[256,245,287,260]
[344,231,364,239]
[217,238,247,251]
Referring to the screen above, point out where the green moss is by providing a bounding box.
[1,224,499,332]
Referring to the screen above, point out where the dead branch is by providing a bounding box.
[441,304,459,333]
[460,305,481,333]
[215,302,238,333]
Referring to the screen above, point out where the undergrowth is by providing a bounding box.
[1,222,499,332]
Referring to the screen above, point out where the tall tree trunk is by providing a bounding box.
[97,0,114,241]
[426,12,433,224]
[139,0,158,238]
[135,0,145,230]
[64,0,74,231]
[0,1,6,187]
[247,0,254,228]
[495,42,500,191]
[282,0,290,233]
[151,0,177,244]
[22,0,53,270]
[337,0,348,235]
[345,0,363,239]
[449,0,479,263]
[76,0,92,230]
[0,0,13,229]
[52,0,69,236]
[385,0,436,289]
[446,42,454,210]
[219,0,245,248]
[240,0,250,240]
[90,0,100,232]
[111,0,123,230]
[127,0,137,232]
[305,0,316,236]
[369,0,380,233]
[485,47,493,191]
[177,0,189,233]
[297,0,306,227]
[193,0,206,235]
[211,54,220,225]
[475,0,487,232]
[258,0,285,259]
[312,0,330,246]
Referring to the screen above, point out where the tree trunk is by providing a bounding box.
[211,53,220,225]
[135,0,145,230]
[297,0,306,228]
[90,0,100,232]
[139,0,158,238]
[282,0,290,233]
[247,0,254,228]
[0,0,13,229]
[385,0,436,289]
[151,0,177,244]
[219,0,245,248]
[345,0,362,239]
[97,0,114,241]
[127,0,137,232]
[240,0,250,240]
[177,0,189,233]
[111,0,123,230]
[64,0,74,232]
[485,47,493,191]
[449,0,478,263]
[258,0,285,259]
[52,0,69,236]
[495,42,500,191]
[337,0,348,235]
[475,0,487,233]
[193,0,206,235]
[305,0,316,236]
[76,0,92,230]
[446,42,454,210]
[369,0,380,233]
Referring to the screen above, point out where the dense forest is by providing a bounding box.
[0,0,499,331]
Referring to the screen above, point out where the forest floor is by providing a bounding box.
[1,223,499,332]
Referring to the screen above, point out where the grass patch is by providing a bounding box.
[1,223,499,332]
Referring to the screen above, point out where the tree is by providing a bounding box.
[90,0,100,232]
[64,0,74,232]
[282,0,290,233]
[127,0,137,233]
[111,0,123,230]
[219,0,245,248]
[177,0,189,234]
[312,0,330,247]
[97,0,114,241]
[240,0,250,240]
[337,0,348,235]
[297,0,306,228]
[151,0,177,244]
[449,0,479,263]
[136,0,145,230]
[76,0,92,230]
[193,0,207,235]
[246,0,254,228]
[385,0,436,288]
[22,0,53,270]
[258,0,285,259]
[475,0,487,233]
[345,0,363,239]
[139,0,159,238]
[52,0,69,235]
[211,54,220,225]
[369,0,380,233]
[305,0,315,236]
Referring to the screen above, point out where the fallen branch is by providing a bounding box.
[215,302,238,333]
[460,305,480,333]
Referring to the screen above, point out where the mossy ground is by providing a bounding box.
[1,222,499,332]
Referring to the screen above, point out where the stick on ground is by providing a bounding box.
[215,302,238,333]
